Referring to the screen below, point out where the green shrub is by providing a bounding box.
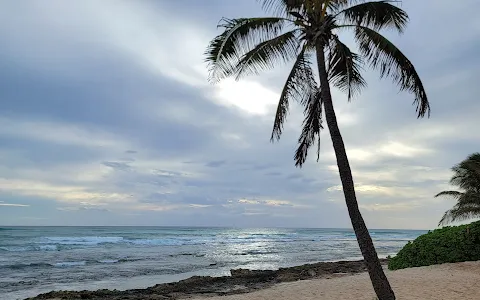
[388,220,480,270]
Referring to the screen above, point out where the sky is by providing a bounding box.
[0,0,479,229]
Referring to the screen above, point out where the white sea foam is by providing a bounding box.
[0,245,58,252]
[53,261,87,267]
[98,259,119,264]
[0,246,29,252]
[127,238,200,246]
[43,236,124,245]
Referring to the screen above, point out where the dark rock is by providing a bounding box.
[27,259,389,300]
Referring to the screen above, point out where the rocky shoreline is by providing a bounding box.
[27,258,388,300]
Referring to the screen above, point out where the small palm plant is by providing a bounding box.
[205,1,430,299]
[437,153,480,225]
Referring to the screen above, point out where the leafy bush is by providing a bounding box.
[388,220,480,270]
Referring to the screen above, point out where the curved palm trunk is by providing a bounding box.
[315,44,395,300]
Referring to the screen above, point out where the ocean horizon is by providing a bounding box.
[0,226,426,299]
[0,225,430,229]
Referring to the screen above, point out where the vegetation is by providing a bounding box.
[205,1,430,299]
[388,221,480,270]
[436,153,480,225]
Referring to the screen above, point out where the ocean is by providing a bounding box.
[0,226,425,300]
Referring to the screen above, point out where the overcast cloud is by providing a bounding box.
[0,0,479,229]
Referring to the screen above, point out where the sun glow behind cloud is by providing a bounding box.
[213,79,279,115]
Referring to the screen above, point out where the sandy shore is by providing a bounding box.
[28,260,480,300]
[199,261,480,300]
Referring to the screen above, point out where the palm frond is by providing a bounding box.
[258,0,303,16]
[449,153,480,191]
[345,25,430,118]
[435,191,480,207]
[271,46,317,141]
[235,30,300,79]
[294,89,323,167]
[338,1,408,33]
[439,204,480,226]
[205,17,289,82]
[434,190,464,199]
[450,170,480,192]
[457,191,480,206]
[328,0,362,13]
[466,160,480,177]
[259,0,352,16]
[437,153,480,225]
[328,36,367,100]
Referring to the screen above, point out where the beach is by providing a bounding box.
[201,261,480,300]
[27,260,480,299]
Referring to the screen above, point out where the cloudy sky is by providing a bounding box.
[0,0,479,229]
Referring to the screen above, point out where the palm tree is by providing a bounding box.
[205,1,430,299]
[436,153,480,226]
